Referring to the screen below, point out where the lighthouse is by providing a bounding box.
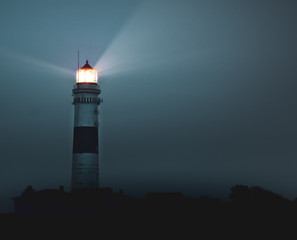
[71,60,101,189]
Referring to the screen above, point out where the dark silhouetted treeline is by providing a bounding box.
[7,184,297,217]
[2,184,297,235]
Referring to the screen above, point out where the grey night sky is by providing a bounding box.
[0,0,297,212]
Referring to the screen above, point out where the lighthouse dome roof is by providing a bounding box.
[81,60,93,69]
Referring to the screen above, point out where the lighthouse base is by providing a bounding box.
[71,153,99,189]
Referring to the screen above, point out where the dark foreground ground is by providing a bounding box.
[1,208,297,238]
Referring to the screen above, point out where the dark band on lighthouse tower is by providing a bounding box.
[71,60,101,189]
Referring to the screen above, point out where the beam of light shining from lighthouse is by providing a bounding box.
[1,48,73,76]
[94,1,165,77]
[94,1,206,78]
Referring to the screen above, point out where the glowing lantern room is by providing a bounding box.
[76,60,98,84]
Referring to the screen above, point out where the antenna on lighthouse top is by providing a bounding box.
[77,41,80,82]
[78,42,80,70]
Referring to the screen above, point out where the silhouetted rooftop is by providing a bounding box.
[12,187,68,201]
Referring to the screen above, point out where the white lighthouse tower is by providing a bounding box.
[71,60,101,189]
